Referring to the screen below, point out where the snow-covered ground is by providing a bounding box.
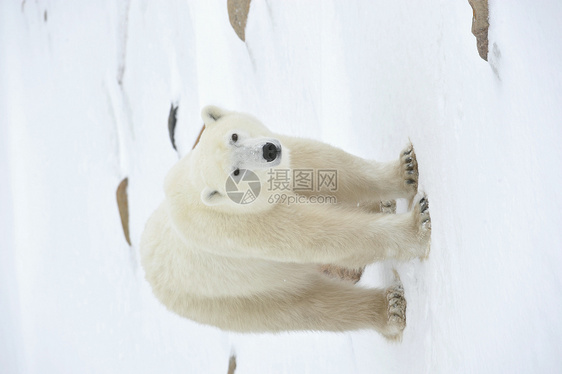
[1,0,562,373]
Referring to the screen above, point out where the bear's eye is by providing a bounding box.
[231,133,238,142]
[233,168,240,176]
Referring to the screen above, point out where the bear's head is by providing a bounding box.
[164,106,290,213]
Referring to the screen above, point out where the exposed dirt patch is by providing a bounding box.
[320,265,364,284]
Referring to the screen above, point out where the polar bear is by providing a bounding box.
[140,106,431,340]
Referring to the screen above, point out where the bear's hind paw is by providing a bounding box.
[383,276,406,341]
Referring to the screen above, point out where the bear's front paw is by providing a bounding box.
[413,194,431,259]
[383,277,406,341]
[400,144,419,199]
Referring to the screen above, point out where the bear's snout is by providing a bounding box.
[262,142,280,162]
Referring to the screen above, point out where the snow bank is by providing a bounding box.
[1,0,561,372]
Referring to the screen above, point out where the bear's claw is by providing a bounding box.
[420,197,429,213]
[400,144,419,197]
[414,194,432,258]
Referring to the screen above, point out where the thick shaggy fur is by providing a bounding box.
[140,106,431,340]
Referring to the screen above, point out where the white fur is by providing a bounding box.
[140,106,430,340]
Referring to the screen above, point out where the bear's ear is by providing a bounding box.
[201,105,229,127]
[200,187,226,206]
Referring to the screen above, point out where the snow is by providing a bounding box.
[1,0,562,373]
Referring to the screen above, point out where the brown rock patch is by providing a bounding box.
[192,124,205,150]
[468,0,489,61]
[116,177,131,246]
[227,355,237,374]
[227,0,251,41]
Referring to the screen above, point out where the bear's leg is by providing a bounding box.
[190,274,406,339]
[193,195,431,266]
[278,135,419,205]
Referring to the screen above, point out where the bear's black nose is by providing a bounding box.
[262,142,279,162]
